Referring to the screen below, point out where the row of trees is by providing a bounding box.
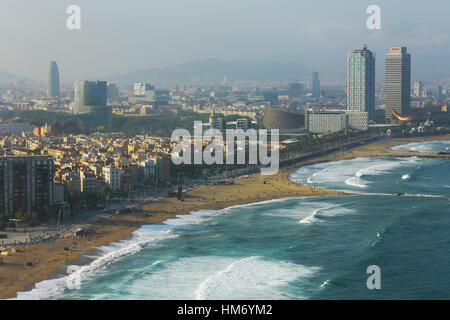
[280,129,385,163]
[0,210,40,231]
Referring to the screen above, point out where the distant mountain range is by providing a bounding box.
[0,70,28,81]
[105,58,313,85]
[104,49,450,86]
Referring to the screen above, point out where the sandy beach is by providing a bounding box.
[1,134,449,300]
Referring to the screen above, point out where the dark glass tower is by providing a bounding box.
[74,80,112,130]
[47,61,60,98]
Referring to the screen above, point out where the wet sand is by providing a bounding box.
[1,134,449,299]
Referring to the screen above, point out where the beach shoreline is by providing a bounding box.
[1,134,449,300]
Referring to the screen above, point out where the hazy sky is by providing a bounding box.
[0,0,448,81]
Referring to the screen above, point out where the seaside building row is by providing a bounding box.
[263,106,368,134]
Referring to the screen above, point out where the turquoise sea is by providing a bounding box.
[16,140,450,299]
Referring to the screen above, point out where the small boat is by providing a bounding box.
[396,192,404,197]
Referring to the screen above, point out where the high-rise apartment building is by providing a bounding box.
[438,85,444,100]
[414,80,423,97]
[347,45,375,121]
[312,72,320,99]
[385,47,411,121]
[80,169,99,194]
[0,156,54,215]
[47,61,60,98]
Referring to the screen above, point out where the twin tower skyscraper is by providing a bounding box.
[347,45,411,122]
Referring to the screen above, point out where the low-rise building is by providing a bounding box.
[305,110,347,134]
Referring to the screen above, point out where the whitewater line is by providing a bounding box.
[195,256,259,300]
[343,191,447,199]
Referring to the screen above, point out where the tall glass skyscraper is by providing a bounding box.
[347,45,375,121]
[47,61,60,98]
[74,80,111,130]
[385,47,411,121]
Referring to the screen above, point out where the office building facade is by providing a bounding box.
[385,47,411,121]
[74,80,112,130]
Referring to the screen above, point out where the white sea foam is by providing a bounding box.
[164,210,219,226]
[291,157,422,193]
[344,176,368,188]
[96,255,319,300]
[299,204,355,224]
[299,206,327,224]
[401,174,411,181]
[194,256,319,300]
[392,141,450,153]
[348,191,445,199]
[402,193,444,198]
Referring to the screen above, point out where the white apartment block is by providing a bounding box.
[305,110,348,134]
[102,166,123,191]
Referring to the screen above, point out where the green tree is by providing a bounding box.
[0,215,8,230]
[29,213,40,227]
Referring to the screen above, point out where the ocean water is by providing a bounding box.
[16,141,450,300]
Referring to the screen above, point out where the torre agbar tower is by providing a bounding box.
[47,61,60,98]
